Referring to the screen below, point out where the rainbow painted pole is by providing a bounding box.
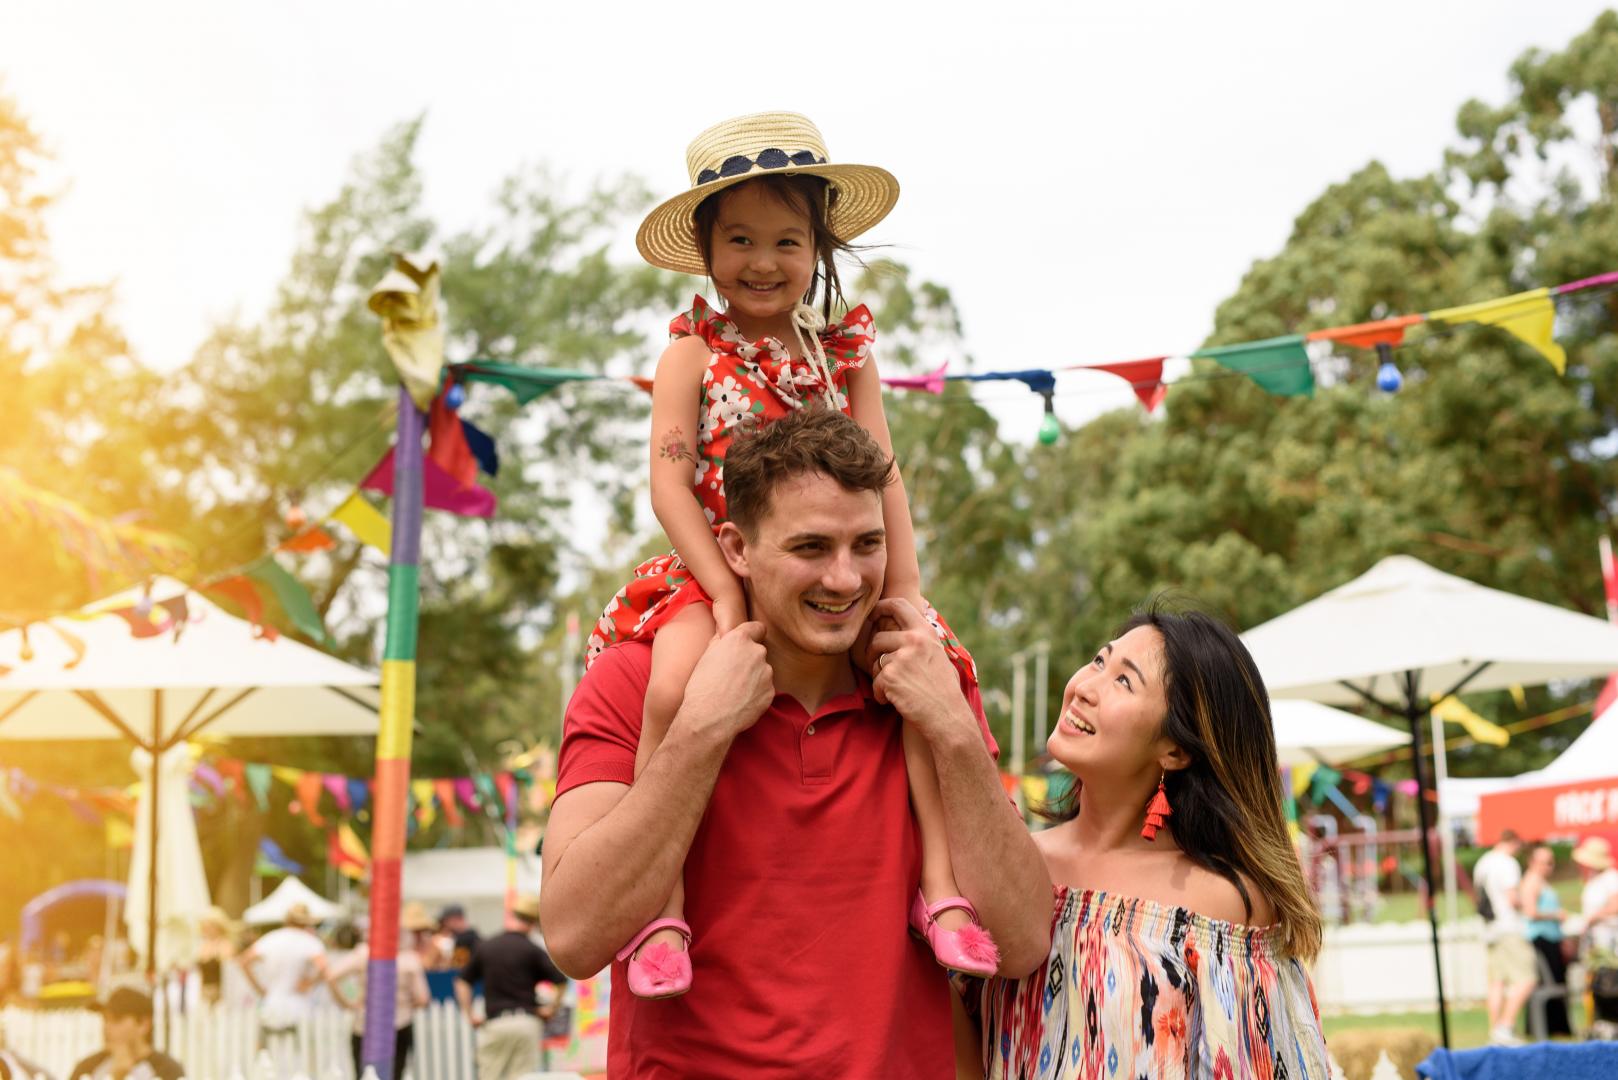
[361,387,425,1078]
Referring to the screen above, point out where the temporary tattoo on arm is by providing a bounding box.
[658,426,699,465]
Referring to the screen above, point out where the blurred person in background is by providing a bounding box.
[1475,829,1536,1045]
[327,907,430,1080]
[67,987,183,1080]
[237,902,328,1064]
[1520,843,1571,1036]
[1573,837,1618,1040]
[194,908,238,1005]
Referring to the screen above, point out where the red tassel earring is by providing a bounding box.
[1141,772,1172,841]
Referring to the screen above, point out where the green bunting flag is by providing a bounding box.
[450,362,600,405]
[247,558,330,643]
[1192,335,1315,397]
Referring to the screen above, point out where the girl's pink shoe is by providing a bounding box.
[908,890,1000,978]
[616,918,693,999]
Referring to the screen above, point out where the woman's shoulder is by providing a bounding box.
[1175,861,1276,927]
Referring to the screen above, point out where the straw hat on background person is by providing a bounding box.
[401,902,435,932]
[283,902,316,928]
[636,111,899,277]
[1573,836,1613,871]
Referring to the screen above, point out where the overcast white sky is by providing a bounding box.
[4,1,1612,437]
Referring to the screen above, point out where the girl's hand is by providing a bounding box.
[711,593,748,637]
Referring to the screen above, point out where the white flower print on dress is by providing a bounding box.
[704,376,754,436]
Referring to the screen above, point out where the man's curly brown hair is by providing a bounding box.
[723,404,894,535]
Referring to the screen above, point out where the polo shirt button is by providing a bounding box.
[806,725,816,735]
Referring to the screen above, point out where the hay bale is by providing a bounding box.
[1326,1028,1439,1080]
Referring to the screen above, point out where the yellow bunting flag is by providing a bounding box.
[329,491,392,555]
[411,780,437,828]
[1429,287,1565,374]
[1020,775,1049,807]
[1431,695,1510,747]
[106,817,134,849]
[270,766,305,786]
[367,253,445,411]
[1291,762,1318,800]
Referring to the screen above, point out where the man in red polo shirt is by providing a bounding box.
[541,406,1051,1078]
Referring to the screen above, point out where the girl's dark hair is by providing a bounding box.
[692,173,859,321]
[1041,598,1323,959]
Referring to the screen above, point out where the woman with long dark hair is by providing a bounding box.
[962,602,1330,1079]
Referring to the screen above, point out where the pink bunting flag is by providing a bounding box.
[362,447,497,519]
[1081,357,1169,413]
[323,773,351,813]
[453,777,481,813]
[880,362,949,395]
[1394,779,1420,796]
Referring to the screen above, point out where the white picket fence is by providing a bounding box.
[0,1002,584,1080]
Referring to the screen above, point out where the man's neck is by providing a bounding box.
[763,634,858,717]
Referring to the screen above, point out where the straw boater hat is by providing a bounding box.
[401,902,435,932]
[1573,836,1613,871]
[636,111,900,277]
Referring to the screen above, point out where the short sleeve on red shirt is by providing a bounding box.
[556,641,652,799]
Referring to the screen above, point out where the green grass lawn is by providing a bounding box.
[1323,1000,1589,1050]
[1324,1008,1490,1049]
[1364,879,1584,925]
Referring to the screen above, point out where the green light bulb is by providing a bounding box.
[1038,411,1061,446]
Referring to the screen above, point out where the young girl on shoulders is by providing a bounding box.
[585,111,998,998]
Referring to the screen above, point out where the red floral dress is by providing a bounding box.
[585,296,976,683]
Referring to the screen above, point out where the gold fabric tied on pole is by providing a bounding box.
[367,253,446,412]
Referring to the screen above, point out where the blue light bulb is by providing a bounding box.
[1376,360,1403,393]
[446,383,466,411]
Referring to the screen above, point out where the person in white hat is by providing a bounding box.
[1573,836,1618,1038]
[576,112,1007,998]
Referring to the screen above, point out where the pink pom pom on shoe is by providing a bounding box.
[907,890,1001,978]
[616,918,693,999]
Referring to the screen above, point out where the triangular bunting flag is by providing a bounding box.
[329,491,392,556]
[1305,315,1423,349]
[1193,335,1315,397]
[1429,287,1565,374]
[460,418,499,478]
[362,447,497,519]
[1085,357,1168,412]
[428,392,479,488]
[245,763,272,811]
[246,559,330,643]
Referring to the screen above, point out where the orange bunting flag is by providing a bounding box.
[205,577,278,640]
[216,758,248,804]
[295,772,327,827]
[1305,314,1423,350]
[434,779,464,827]
[278,527,337,554]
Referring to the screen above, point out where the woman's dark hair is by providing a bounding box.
[1041,597,1323,959]
[692,173,860,321]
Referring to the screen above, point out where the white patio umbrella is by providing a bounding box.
[1243,554,1618,1046]
[124,745,211,972]
[242,875,344,927]
[1269,699,1407,768]
[0,576,379,974]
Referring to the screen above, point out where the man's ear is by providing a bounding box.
[716,522,750,578]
